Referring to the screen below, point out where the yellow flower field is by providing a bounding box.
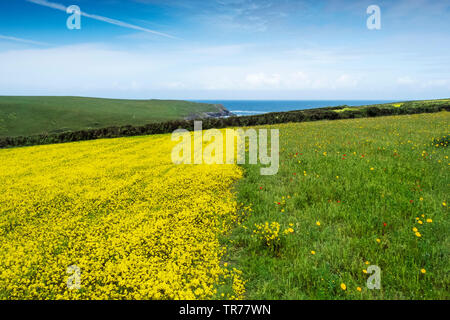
[0,133,244,299]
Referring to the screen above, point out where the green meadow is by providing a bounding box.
[225,111,449,299]
[0,96,448,300]
[0,96,221,138]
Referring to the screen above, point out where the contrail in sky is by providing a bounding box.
[0,34,50,46]
[26,0,177,39]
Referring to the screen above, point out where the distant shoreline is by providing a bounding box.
[193,99,403,116]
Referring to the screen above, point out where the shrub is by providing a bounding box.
[432,135,449,148]
[252,222,294,255]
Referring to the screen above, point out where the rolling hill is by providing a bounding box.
[0,96,228,137]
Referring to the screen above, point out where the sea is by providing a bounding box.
[194,100,397,116]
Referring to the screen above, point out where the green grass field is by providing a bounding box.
[0,96,448,299]
[225,111,449,299]
[0,96,222,137]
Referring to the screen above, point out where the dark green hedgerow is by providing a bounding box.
[1,101,449,148]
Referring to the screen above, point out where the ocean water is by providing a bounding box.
[194,100,397,116]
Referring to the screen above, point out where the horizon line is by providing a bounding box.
[1,95,449,102]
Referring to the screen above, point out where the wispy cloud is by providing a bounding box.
[135,0,299,33]
[26,0,177,39]
[0,34,49,46]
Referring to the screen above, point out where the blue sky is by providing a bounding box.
[0,0,449,99]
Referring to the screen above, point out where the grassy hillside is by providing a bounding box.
[334,98,450,112]
[0,96,223,137]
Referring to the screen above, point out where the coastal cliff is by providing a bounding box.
[185,104,235,120]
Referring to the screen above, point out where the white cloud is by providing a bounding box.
[245,73,281,87]
[164,81,187,89]
[0,42,448,99]
[0,44,164,93]
[336,74,360,88]
[287,71,312,88]
[397,76,415,85]
[421,79,448,88]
